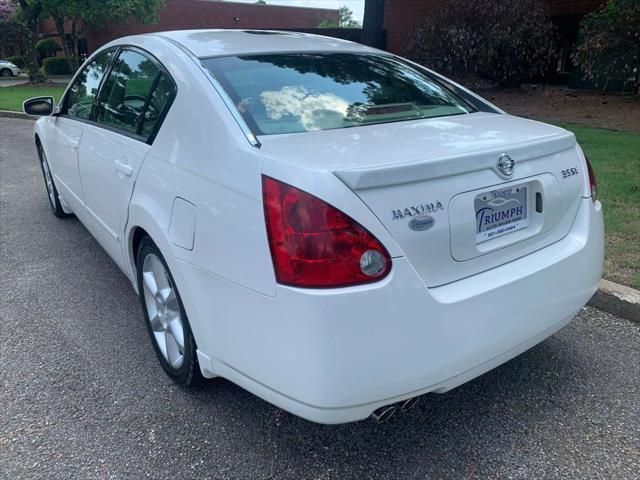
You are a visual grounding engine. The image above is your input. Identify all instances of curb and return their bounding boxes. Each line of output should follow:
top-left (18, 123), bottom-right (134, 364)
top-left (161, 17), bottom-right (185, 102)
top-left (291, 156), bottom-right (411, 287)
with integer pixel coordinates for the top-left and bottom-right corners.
top-left (588, 279), bottom-right (640, 324)
top-left (0, 110), bottom-right (34, 120)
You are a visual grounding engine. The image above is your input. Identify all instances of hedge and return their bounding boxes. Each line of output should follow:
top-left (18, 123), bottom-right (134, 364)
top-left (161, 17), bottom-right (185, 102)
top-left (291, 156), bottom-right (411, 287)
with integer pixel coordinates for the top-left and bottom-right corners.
top-left (43, 57), bottom-right (72, 75)
top-left (6, 55), bottom-right (26, 69)
top-left (36, 38), bottom-right (62, 58)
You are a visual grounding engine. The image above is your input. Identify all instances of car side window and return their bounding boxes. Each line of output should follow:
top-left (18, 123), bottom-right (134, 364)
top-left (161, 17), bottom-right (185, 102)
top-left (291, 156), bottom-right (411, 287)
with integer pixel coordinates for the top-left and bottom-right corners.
top-left (139, 74), bottom-right (174, 139)
top-left (95, 49), bottom-right (168, 138)
top-left (64, 51), bottom-right (114, 120)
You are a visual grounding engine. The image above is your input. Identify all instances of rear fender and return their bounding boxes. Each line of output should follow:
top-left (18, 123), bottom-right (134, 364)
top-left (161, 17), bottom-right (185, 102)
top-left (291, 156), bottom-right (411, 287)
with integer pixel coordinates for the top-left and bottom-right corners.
top-left (125, 199), bottom-right (174, 293)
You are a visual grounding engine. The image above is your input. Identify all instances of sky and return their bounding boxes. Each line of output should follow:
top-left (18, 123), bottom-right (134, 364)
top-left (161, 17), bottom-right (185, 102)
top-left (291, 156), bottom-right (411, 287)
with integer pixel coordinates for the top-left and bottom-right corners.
top-left (229, 0), bottom-right (366, 22)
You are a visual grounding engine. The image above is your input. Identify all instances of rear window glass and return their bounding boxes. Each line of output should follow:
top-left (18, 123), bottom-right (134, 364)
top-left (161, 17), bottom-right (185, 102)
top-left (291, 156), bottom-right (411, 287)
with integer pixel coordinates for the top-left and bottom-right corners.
top-left (202, 53), bottom-right (473, 136)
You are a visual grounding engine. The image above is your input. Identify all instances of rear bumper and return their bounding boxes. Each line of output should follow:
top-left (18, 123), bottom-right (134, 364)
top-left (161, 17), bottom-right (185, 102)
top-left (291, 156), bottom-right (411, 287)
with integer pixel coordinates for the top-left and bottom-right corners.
top-left (167, 198), bottom-right (603, 424)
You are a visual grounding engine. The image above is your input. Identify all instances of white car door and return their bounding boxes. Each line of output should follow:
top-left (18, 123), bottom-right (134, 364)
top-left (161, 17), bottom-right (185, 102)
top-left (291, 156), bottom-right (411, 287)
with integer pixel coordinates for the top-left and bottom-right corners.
top-left (45, 50), bottom-right (115, 211)
top-left (77, 48), bottom-right (176, 272)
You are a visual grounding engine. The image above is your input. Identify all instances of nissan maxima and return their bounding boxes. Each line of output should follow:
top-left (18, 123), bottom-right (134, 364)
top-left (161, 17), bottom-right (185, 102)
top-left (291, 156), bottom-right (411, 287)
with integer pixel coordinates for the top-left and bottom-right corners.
top-left (23, 30), bottom-right (603, 424)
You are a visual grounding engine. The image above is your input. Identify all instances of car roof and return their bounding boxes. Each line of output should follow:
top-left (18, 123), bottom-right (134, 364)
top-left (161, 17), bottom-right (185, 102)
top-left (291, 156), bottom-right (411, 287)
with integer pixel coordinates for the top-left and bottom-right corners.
top-left (149, 29), bottom-right (378, 58)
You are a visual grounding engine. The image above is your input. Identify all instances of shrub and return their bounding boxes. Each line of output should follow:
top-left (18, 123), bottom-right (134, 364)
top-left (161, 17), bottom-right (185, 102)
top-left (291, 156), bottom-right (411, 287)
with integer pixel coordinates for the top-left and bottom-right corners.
top-left (572, 0), bottom-right (640, 93)
top-left (407, 0), bottom-right (556, 86)
top-left (36, 38), bottom-right (62, 58)
top-left (6, 55), bottom-right (26, 69)
top-left (43, 57), bottom-right (72, 75)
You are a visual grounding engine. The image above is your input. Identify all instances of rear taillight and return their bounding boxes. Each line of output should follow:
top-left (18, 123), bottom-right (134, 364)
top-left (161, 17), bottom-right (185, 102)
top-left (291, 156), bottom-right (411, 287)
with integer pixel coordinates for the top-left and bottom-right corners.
top-left (262, 176), bottom-right (391, 288)
top-left (585, 156), bottom-right (597, 202)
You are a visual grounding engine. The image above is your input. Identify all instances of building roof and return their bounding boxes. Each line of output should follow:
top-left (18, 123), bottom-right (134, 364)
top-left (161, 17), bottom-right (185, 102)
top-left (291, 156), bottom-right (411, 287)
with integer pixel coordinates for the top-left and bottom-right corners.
top-left (152, 29), bottom-right (375, 58)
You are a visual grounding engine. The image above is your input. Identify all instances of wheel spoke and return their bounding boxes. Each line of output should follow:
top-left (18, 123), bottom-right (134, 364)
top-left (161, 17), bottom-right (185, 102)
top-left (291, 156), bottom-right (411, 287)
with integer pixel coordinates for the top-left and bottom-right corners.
top-left (152, 258), bottom-right (170, 291)
top-left (142, 271), bottom-right (159, 296)
top-left (164, 290), bottom-right (179, 311)
top-left (155, 331), bottom-right (168, 359)
top-left (168, 316), bottom-right (184, 351)
top-left (165, 331), bottom-right (183, 368)
top-left (159, 287), bottom-right (172, 303)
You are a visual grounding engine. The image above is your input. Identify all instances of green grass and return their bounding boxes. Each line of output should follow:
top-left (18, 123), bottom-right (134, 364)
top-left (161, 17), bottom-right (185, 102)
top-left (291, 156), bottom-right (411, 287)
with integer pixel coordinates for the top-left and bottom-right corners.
top-left (0, 84), bottom-right (67, 112)
top-left (555, 123), bottom-right (640, 288)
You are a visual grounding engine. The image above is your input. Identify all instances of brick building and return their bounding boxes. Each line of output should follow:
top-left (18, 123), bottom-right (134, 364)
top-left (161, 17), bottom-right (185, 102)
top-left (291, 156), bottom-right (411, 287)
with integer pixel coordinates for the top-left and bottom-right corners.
top-left (38, 0), bottom-right (339, 56)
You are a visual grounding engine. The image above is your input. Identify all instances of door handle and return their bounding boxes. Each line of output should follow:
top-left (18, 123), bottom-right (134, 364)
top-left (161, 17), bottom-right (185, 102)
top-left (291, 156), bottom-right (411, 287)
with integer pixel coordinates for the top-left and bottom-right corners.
top-left (69, 139), bottom-right (79, 150)
top-left (114, 159), bottom-right (133, 177)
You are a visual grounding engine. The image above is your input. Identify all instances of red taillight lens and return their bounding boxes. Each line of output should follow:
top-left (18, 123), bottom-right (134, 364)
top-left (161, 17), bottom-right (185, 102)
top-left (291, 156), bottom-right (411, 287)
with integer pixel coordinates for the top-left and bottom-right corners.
top-left (262, 176), bottom-right (391, 288)
top-left (585, 156), bottom-right (597, 202)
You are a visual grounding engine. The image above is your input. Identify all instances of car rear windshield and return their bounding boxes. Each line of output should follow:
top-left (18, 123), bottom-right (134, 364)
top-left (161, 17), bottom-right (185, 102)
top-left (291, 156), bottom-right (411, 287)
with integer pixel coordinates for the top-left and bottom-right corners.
top-left (201, 53), bottom-right (474, 136)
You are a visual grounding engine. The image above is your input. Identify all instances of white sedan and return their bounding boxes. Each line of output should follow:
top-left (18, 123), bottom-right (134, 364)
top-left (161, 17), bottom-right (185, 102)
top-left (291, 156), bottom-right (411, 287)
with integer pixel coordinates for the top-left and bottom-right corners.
top-left (0, 59), bottom-right (21, 77)
top-left (23, 30), bottom-right (603, 424)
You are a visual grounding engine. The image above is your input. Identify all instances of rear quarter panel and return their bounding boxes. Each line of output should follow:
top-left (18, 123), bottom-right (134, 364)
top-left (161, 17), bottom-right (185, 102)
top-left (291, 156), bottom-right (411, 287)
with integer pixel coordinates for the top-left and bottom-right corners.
top-left (124, 35), bottom-right (276, 297)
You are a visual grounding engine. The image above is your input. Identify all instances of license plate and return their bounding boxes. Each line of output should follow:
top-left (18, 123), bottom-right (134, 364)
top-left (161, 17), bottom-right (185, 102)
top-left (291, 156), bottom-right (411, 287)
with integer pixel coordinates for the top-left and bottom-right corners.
top-left (475, 184), bottom-right (529, 243)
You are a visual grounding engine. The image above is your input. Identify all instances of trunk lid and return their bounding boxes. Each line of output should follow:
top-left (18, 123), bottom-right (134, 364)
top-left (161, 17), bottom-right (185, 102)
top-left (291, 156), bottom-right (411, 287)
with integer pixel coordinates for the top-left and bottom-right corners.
top-left (258, 112), bottom-right (586, 287)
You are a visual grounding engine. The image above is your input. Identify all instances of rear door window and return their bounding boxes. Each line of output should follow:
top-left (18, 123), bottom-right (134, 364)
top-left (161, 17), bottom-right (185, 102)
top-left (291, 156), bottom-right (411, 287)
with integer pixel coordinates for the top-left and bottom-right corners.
top-left (95, 49), bottom-right (175, 141)
top-left (139, 74), bottom-right (174, 139)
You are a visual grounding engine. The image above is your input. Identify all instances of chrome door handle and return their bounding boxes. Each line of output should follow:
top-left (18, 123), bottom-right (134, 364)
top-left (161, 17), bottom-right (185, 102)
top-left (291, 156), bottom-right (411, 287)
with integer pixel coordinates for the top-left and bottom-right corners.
top-left (114, 159), bottom-right (133, 177)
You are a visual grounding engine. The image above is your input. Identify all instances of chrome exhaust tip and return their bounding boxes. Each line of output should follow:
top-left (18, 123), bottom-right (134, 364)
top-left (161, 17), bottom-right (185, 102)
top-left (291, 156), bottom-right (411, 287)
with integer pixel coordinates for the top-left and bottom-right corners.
top-left (399, 396), bottom-right (420, 412)
top-left (371, 404), bottom-right (398, 423)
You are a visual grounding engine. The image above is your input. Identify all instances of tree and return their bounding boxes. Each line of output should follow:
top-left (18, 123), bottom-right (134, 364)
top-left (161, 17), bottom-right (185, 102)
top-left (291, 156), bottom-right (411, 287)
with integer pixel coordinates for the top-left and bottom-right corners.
top-left (318, 6), bottom-right (360, 28)
top-left (254, 0), bottom-right (266, 4)
top-left (14, 0), bottom-right (46, 83)
top-left (0, 0), bottom-right (13, 21)
top-left (362, 0), bottom-right (385, 49)
top-left (407, 0), bottom-right (556, 86)
top-left (572, 0), bottom-right (640, 93)
top-left (43, 0), bottom-right (165, 71)
top-left (36, 37), bottom-right (61, 57)
top-left (0, 0), bottom-right (26, 58)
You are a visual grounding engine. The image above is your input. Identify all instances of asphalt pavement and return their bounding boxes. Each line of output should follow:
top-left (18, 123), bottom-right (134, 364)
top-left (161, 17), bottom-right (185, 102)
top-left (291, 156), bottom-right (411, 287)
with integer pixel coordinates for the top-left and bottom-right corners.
top-left (1, 117), bottom-right (639, 479)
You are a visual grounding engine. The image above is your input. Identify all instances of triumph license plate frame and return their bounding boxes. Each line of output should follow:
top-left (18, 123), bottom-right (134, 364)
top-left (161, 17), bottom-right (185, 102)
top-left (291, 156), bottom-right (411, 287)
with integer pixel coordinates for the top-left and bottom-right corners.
top-left (475, 184), bottom-right (529, 243)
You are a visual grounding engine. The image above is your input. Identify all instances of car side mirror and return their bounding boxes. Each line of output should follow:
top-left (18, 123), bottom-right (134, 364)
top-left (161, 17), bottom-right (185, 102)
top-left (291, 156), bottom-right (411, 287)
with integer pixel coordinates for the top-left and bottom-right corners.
top-left (23, 96), bottom-right (56, 116)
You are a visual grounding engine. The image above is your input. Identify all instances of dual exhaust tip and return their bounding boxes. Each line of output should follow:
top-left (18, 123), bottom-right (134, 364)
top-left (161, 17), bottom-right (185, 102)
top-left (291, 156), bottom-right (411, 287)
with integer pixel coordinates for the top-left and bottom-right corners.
top-left (370, 396), bottom-right (420, 423)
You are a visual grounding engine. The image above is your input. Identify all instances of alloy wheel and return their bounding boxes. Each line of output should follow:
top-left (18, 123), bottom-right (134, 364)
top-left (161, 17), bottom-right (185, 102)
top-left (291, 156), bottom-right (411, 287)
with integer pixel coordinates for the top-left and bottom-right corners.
top-left (141, 253), bottom-right (185, 369)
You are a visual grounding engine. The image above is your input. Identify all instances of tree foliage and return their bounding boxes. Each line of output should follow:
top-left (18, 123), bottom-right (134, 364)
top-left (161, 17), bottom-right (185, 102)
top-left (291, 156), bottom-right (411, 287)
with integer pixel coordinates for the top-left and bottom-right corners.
top-left (8, 0), bottom-right (165, 82)
top-left (43, 0), bottom-right (165, 70)
top-left (0, 0), bottom-right (26, 58)
top-left (407, 0), bottom-right (556, 86)
top-left (318, 6), bottom-right (360, 29)
top-left (572, 0), bottom-right (640, 93)
top-left (36, 37), bottom-right (61, 57)
top-left (13, 0), bottom-right (46, 82)
top-left (0, 0), bottom-right (14, 21)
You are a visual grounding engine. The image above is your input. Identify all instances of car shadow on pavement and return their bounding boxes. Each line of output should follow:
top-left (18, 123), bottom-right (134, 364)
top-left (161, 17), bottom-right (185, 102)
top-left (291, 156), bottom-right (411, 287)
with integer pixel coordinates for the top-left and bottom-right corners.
top-left (179, 334), bottom-right (591, 477)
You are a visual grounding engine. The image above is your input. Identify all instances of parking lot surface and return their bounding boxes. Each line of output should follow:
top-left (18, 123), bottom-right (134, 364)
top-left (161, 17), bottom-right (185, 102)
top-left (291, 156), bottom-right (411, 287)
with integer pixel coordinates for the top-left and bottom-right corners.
top-left (1, 117), bottom-right (639, 479)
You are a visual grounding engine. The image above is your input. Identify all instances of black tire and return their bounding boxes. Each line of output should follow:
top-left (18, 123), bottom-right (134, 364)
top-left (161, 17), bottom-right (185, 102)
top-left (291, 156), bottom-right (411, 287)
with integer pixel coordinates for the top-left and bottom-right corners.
top-left (0, 68), bottom-right (12, 77)
top-left (37, 142), bottom-right (70, 218)
top-left (136, 237), bottom-right (203, 386)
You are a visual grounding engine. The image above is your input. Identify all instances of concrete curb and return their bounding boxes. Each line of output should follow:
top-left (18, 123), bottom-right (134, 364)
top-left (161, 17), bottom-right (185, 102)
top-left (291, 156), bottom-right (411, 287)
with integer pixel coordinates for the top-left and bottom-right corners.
top-left (0, 110), bottom-right (34, 120)
top-left (588, 279), bottom-right (640, 324)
